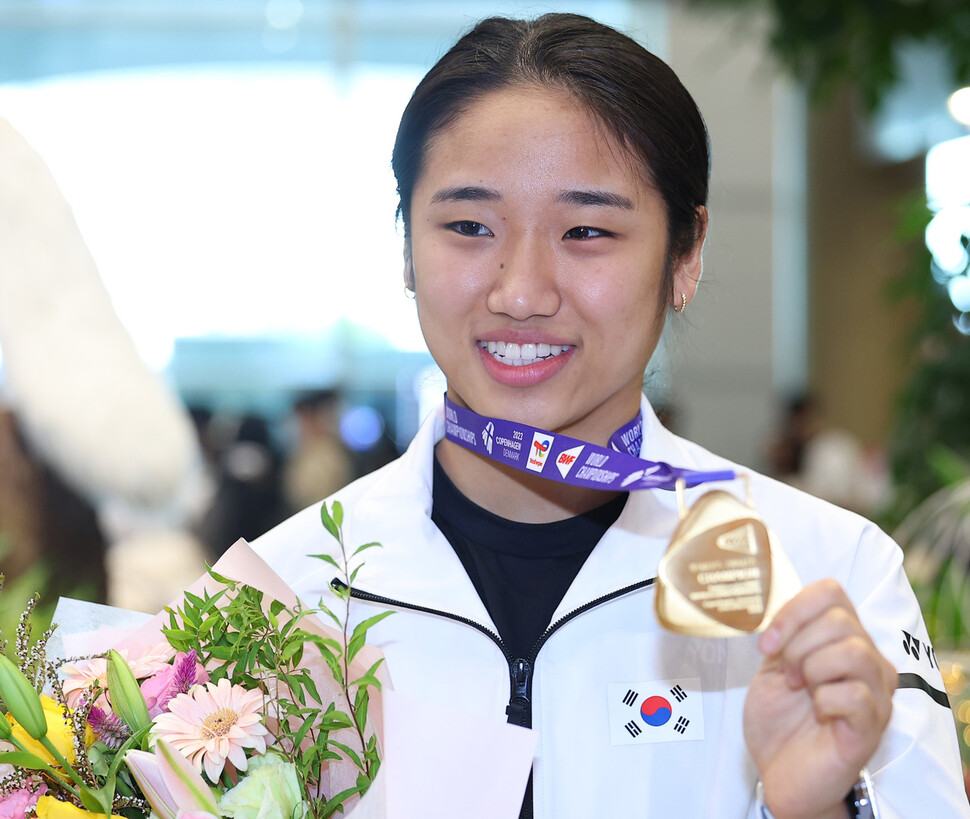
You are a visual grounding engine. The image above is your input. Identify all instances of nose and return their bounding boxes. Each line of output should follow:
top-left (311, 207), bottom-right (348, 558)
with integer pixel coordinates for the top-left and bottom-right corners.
top-left (486, 235), bottom-right (561, 320)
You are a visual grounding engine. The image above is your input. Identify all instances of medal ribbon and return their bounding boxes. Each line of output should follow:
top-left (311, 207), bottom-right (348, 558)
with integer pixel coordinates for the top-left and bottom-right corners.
top-left (443, 395), bottom-right (735, 492)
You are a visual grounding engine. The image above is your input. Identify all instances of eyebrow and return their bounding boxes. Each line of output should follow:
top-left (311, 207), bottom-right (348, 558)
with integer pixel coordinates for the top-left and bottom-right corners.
top-left (430, 186), bottom-right (501, 204)
top-left (559, 189), bottom-right (635, 210)
top-left (428, 185), bottom-right (635, 210)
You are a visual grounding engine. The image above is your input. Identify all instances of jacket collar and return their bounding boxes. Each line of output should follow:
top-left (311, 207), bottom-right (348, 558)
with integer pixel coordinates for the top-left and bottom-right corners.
top-left (351, 397), bottom-right (723, 633)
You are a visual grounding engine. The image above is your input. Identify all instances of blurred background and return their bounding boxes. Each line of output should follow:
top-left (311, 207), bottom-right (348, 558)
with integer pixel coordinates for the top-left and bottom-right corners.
top-left (0, 0), bottom-right (969, 774)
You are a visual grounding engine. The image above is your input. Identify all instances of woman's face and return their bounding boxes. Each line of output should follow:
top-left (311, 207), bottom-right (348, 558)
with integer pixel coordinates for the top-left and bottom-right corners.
top-left (408, 85), bottom-right (702, 444)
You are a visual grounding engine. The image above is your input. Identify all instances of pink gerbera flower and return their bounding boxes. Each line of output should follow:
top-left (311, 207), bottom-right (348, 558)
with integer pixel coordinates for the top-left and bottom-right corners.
top-left (60, 658), bottom-right (109, 710)
top-left (151, 678), bottom-right (269, 782)
top-left (125, 642), bottom-right (177, 678)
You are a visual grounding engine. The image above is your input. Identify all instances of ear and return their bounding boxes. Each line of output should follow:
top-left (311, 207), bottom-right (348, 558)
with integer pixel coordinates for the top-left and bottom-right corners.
top-left (671, 206), bottom-right (708, 309)
top-left (403, 240), bottom-right (415, 291)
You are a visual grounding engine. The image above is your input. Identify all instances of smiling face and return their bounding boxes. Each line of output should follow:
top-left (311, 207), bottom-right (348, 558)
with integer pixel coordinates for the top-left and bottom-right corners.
top-left (408, 85), bottom-right (703, 446)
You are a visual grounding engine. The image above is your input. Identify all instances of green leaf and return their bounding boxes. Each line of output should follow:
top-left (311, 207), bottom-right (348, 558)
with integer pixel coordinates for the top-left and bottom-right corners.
top-left (183, 590), bottom-right (206, 610)
top-left (306, 635), bottom-right (344, 654)
top-left (329, 739), bottom-right (364, 770)
top-left (309, 553), bottom-right (341, 571)
top-left (79, 785), bottom-right (111, 815)
top-left (332, 500), bottom-right (344, 528)
top-left (206, 566), bottom-right (238, 585)
top-left (347, 611), bottom-right (392, 663)
top-left (351, 542), bottom-right (382, 557)
top-left (320, 504), bottom-right (340, 540)
top-left (207, 645), bottom-right (237, 661)
top-left (291, 713), bottom-right (317, 749)
top-left (281, 641), bottom-right (304, 665)
top-left (317, 712), bottom-right (355, 731)
top-left (349, 673), bottom-right (381, 691)
top-left (354, 689), bottom-right (369, 733)
top-left (347, 634), bottom-right (367, 664)
top-left (350, 610), bottom-right (393, 641)
top-left (0, 750), bottom-right (58, 775)
top-left (317, 604), bottom-right (343, 628)
top-left (302, 673), bottom-right (321, 704)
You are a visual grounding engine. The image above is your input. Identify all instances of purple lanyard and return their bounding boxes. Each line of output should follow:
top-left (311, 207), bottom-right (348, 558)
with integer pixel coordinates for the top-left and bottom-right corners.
top-left (443, 396), bottom-right (735, 492)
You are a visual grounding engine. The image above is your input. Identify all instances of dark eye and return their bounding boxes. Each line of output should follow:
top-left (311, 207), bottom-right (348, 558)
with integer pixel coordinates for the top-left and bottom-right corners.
top-left (448, 221), bottom-right (493, 237)
top-left (563, 226), bottom-right (612, 240)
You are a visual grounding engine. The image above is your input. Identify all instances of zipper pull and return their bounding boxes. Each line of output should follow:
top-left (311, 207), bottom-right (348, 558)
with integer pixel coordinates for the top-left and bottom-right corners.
top-left (505, 657), bottom-right (532, 728)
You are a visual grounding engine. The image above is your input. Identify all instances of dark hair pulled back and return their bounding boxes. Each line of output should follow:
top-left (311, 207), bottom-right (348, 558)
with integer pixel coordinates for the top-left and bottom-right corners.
top-left (392, 13), bottom-right (710, 294)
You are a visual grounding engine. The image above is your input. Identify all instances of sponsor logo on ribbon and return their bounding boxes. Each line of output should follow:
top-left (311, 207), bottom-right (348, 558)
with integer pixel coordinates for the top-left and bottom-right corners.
top-left (482, 421), bottom-right (495, 455)
top-left (527, 432), bottom-right (555, 473)
top-left (555, 445), bottom-right (584, 478)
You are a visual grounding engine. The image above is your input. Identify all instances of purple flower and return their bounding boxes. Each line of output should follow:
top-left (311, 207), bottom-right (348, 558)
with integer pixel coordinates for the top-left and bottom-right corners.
top-left (140, 651), bottom-right (208, 718)
top-left (88, 706), bottom-right (131, 750)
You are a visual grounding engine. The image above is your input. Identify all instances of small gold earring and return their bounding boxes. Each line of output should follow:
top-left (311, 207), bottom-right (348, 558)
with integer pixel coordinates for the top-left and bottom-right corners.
top-left (673, 292), bottom-right (687, 313)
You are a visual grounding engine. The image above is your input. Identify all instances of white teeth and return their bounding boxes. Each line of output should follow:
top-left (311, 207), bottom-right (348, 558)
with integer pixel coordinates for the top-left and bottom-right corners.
top-left (479, 340), bottom-right (571, 366)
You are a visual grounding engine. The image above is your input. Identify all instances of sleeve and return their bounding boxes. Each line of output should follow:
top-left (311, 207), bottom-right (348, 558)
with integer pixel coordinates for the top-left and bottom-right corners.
top-left (850, 524), bottom-right (970, 818)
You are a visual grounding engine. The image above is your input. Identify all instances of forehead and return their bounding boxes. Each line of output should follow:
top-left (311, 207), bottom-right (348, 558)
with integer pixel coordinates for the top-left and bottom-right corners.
top-left (419, 84), bottom-right (651, 196)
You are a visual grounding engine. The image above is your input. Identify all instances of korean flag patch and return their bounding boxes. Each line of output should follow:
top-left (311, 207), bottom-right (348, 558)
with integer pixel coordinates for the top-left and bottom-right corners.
top-left (607, 677), bottom-right (705, 746)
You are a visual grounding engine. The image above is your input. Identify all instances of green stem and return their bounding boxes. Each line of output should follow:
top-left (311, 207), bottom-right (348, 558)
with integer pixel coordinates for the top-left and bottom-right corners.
top-left (6, 735), bottom-right (82, 799)
top-left (38, 736), bottom-right (107, 811)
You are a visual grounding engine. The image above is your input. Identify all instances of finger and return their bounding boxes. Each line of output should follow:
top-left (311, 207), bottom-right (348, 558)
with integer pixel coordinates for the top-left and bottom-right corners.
top-left (813, 678), bottom-right (893, 744)
top-left (759, 578), bottom-right (853, 657)
top-left (776, 605), bottom-right (861, 689)
top-left (801, 639), bottom-right (895, 725)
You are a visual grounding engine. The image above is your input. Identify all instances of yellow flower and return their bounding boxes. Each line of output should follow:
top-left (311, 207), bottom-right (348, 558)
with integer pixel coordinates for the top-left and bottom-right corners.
top-left (34, 795), bottom-right (125, 819)
top-left (7, 696), bottom-right (93, 766)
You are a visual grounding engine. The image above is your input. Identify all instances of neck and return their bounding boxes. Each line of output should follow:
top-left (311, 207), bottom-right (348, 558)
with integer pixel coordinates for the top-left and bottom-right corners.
top-left (434, 437), bottom-right (622, 524)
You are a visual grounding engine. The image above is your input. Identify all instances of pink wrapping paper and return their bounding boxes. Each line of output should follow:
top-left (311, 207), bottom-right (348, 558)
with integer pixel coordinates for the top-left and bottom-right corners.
top-left (113, 538), bottom-right (389, 810)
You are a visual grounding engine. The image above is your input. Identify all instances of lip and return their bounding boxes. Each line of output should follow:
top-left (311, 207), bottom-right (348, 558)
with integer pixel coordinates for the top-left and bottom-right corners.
top-left (478, 342), bottom-right (574, 387)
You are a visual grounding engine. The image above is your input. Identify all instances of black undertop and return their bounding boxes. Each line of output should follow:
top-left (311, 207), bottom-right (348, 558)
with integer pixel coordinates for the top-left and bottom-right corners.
top-left (431, 457), bottom-right (627, 819)
top-left (431, 455), bottom-right (628, 661)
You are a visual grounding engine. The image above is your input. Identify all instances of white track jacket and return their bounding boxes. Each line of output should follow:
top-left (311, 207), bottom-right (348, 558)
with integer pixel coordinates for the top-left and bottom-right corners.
top-left (254, 400), bottom-right (969, 818)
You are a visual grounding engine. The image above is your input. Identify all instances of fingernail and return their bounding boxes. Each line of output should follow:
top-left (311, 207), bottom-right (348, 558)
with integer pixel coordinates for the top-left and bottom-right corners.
top-left (760, 626), bottom-right (780, 654)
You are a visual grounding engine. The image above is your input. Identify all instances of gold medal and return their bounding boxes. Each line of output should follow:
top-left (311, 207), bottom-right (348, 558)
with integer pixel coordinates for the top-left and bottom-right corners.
top-left (655, 477), bottom-right (798, 637)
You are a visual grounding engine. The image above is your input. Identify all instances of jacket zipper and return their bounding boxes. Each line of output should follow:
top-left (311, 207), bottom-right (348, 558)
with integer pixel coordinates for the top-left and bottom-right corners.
top-left (330, 575), bottom-right (657, 728)
top-left (332, 576), bottom-right (656, 819)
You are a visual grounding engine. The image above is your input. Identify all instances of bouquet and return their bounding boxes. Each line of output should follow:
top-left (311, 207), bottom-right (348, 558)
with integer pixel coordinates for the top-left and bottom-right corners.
top-left (0, 501), bottom-right (389, 819)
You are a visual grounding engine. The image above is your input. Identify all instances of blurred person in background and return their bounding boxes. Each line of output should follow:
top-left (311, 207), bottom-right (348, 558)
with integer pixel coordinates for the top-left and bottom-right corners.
top-left (768, 393), bottom-right (890, 516)
top-left (282, 389), bottom-right (353, 514)
top-left (1, 115), bottom-right (207, 614)
top-left (0, 404), bottom-right (108, 603)
top-left (195, 413), bottom-right (288, 558)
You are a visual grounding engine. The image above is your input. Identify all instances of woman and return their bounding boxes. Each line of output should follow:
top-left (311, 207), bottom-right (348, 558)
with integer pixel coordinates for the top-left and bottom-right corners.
top-left (255, 14), bottom-right (967, 818)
